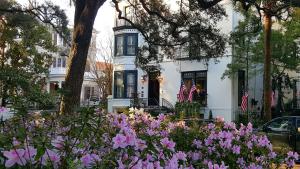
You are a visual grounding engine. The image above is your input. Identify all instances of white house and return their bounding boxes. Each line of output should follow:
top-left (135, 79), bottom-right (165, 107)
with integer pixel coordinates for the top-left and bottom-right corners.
top-left (46, 29), bottom-right (101, 105)
top-left (107, 1), bottom-right (265, 121)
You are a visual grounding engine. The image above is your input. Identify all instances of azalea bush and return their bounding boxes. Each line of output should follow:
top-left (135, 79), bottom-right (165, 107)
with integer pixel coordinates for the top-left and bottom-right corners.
top-left (0, 106), bottom-right (298, 168)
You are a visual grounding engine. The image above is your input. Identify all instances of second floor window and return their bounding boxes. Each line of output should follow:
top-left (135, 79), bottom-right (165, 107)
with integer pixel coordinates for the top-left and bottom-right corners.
top-left (115, 33), bottom-right (138, 56)
top-left (57, 58), bottom-right (62, 67)
top-left (127, 35), bottom-right (136, 55)
top-left (62, 57), bottom-right (66, 67)
top-left (52, 58), bottom-right (56, 68)
top-left (116, 36), bottom-right (124, 56)
top-left (52, 57), bottom-right (67, 68)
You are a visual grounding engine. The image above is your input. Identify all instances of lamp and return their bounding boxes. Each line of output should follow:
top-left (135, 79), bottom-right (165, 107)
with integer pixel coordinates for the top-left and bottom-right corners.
top-left (157, 75), bottom-right (163, 83)
top-left (140, 75), bottom-right (147, 83)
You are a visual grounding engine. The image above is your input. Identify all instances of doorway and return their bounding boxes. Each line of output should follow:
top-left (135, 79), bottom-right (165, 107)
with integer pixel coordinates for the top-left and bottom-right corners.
top-left (148, 71), bottom-right (160, 106)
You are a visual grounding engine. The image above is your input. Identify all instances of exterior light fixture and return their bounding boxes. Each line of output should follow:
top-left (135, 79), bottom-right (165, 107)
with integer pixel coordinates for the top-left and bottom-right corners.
top-left (140, 75), bottom-right (147, 83)
top-left (157, 75), bottom-right (163, 83)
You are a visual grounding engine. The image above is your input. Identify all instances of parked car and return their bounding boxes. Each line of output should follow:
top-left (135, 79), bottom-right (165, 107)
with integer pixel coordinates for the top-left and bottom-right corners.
top-left (87, 96), bottom-right (100, 106)
top-left (257, 116), bottom-right (300, 153)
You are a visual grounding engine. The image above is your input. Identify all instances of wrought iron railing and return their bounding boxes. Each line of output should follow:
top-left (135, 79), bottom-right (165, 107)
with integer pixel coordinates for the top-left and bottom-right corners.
top-left (162, 98), bottom-right (174, 111)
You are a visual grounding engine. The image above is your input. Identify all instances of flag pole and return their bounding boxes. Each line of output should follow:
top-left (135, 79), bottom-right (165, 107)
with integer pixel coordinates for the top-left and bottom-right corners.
top-left (246, 36), bottom-right (250, 121)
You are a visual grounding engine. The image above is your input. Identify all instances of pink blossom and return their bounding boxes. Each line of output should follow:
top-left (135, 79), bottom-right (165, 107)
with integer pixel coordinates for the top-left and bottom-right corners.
top-left (232, 145), bottom-right (241, 155)
top-left (157, 114), bottom-right (166, 121)
top-left (3, 149), bottom-right (26, 168)
top-left (176, 151), bottom-right (187, 161)
top-left (150, 120), bottom-right (161, 129)
top-left (193, 139), bottom-right (202, 148)
top-left (24, 146), bottom-right (37, 163)
top-left (117, 159), bottom-right (126, 169)
top-left (81, 153), bottom-right (101, 168)
top-left (41, 149), bottom-right (60, 166)
top-left (0, 107), bottom-right (8, 114)
top-left (51, 136), bottom-right (65, 149)
top-left (165, 155), bottom-right (179, 169)
top-left (124, 133), bottom-right (136, 146)
top-left (135, 139), bottom-right (147, 150)
top-left (112, 134), bottom-right (127, 149)
top-left (160, 137), bottom-right (176, 151)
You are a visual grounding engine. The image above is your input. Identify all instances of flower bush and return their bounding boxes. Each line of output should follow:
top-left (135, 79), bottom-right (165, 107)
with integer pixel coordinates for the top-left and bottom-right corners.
top-left (0, 106), bottom-right (298, 168)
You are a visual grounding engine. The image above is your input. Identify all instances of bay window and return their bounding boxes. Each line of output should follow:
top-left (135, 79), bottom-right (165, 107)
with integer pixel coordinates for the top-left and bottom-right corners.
top-left (116, 36), bottom-right (124, 56)
top-left (115, 33), bottom-right (138, 56)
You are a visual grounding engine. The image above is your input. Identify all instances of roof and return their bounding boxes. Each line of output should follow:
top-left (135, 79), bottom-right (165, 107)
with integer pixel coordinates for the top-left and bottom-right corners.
top-left (96, 61), bottom-right (113, 71)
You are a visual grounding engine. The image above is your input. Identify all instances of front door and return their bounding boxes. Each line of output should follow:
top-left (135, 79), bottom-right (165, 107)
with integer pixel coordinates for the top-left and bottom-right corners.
top-left (148, 72), bottom-right (160, 106)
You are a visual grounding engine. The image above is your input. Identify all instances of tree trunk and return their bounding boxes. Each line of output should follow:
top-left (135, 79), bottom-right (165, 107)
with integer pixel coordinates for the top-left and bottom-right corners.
top-left (263, 13), bottom-right (272, 121)
top-left (60, 0), bottom-right (106, 114)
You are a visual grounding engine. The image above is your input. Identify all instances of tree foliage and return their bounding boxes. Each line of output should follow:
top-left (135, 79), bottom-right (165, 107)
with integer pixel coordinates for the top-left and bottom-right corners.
top-left (112, 0), bottom-right (227, 68)
top-left (224, 8), bottom-right (300, 116)
top-left (0, 1), bottom-right (58, 110)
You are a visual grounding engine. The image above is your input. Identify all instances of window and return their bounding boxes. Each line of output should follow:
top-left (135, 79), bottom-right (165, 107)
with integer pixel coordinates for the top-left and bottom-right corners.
top-left (57, 58), bottom-right (62, 67)
top-left (114, 70), bottom-right (137, 98)
top-left (115, 33), bottom-right (138, 56)
top-left (238, 70), bottom-right (245, 106)
top-left (116, 36), bottom-right (124, 56)
top-left (84, 87), bottom-right (95, 100)
top-left (53, 32), bottom-right (57, 46)
top-left (62, 57), bottom-right (66, 67)
top-left (127, 35), bottom-right (136, 55)
top-left (267, 118), bottom-right (291, 132)
top-left (84, 87), bottom-right (91, 100)
top-left (126, 72), bottom-right (136, 98)
top-left (181, 71), bottom-right (207, 105)
top-left (52, 58), bottom-right (56, 68)
top-left (114, 71), bottom-right (125, 98)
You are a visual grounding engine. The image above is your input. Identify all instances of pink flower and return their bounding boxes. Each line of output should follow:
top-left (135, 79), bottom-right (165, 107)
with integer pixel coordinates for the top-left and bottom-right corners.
top-left (160, 137), bottom-right (175, 151)
top-left (0, 107), bottom-right (8, 114)
top-left (157, 114), bottom-right (166, 121)
top-left (232, 145), bottom-right (241, 155)
top-left (51, 136), bottom-right (65, 149)
top-left (117, 159), bottom-right (126, 169)
top-left (3, 149), bottom-right (26, 168)
top-left (24, 146), bottom-right (37, 163)
top-left (41, 149), bottom-right (60, 166)
top-left (124, 133), bottom-right (136, 146)
top-left (176, 151), bottom-right (187, 161)
top-left (81, 153), bottom-right (101, 168)
top-left (135, 139), bottom-right (147, 150)
top-left (165, 155), bottom-right (179, 169)
top-left (112, 134), bottom-right (127, 149)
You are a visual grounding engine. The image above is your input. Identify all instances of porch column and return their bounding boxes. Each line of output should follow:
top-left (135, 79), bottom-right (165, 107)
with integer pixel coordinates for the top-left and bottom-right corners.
top-left (46, 81), bottom-right (50, 93)
top-left (58, 81), bottom-right (62, 88)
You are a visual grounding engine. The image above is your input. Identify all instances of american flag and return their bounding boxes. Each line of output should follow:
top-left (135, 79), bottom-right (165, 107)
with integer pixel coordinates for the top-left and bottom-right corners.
top-left (271, 91), bottom-right (276, 107)
top-left (241, 92), bottom-right (248, 112)
top-left (178, 80), bottom-right (186, 102)
top-left (188, 80), bottom-right (197, 102)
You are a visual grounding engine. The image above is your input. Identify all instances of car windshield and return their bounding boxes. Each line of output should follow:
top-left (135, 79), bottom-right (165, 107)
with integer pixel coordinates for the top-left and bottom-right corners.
top-left (267, 118), bottom-right (290, 132)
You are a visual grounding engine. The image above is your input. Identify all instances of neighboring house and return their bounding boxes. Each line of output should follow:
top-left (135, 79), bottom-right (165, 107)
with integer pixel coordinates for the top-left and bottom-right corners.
top-left (107, 0), bottom-right (266, 122)
top-left (45, 29), bottom-right (102, 105)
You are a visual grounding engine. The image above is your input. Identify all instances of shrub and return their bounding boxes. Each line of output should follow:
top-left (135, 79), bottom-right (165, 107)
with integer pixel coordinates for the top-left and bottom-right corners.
top-left (0, 107), bottom-right (298, 168)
